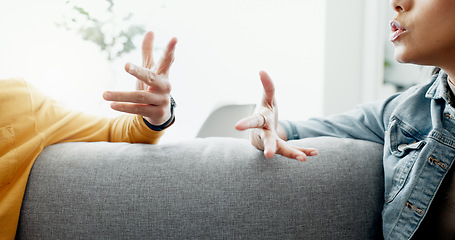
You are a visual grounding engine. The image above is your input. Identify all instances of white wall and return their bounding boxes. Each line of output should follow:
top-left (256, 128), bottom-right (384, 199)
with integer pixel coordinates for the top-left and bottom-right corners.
top-left (141, 0), bottom-right (327, 142)
top-left (0, 0), bottom-right (326, 143)
top-left (1, 0), bottom-right (397, 142)
top-left (322, 0), bottom-right (389, 117)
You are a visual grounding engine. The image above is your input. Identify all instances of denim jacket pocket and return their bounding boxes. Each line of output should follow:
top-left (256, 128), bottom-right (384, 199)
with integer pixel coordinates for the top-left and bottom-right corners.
top-left (0, 127), bottom-right (18, 187)
top-left (384, 119), bottom-right (425, 203)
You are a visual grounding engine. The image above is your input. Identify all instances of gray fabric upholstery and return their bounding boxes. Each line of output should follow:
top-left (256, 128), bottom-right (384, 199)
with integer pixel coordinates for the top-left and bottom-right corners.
top-left (17, 137), bottom-right (384, 239)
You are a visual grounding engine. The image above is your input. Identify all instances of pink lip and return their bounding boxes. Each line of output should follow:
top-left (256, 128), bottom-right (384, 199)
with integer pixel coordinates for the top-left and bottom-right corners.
top-left (389, 20), bottom-right (407, 42)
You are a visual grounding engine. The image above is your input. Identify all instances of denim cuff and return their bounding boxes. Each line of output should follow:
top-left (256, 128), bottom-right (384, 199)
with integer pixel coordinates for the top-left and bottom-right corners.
top-left (280, 120), bottom-right (300, 140)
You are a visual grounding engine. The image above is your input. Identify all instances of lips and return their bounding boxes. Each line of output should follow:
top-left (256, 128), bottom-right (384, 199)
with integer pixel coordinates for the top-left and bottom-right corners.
top-left (390, 20), bottom-right (407, 42)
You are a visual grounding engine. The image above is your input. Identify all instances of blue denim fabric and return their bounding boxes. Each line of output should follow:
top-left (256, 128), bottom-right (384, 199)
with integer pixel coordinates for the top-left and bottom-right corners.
top-left (281, 71), bottom-right (455, 239)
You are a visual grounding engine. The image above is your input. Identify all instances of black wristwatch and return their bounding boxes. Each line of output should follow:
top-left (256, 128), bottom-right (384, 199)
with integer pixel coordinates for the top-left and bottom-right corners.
top-left (144, 96), bottom-right (176, 131)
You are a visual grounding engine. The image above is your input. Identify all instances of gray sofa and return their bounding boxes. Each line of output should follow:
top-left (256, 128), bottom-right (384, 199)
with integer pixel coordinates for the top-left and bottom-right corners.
top-left (16, 137), bottom-right (384, 239)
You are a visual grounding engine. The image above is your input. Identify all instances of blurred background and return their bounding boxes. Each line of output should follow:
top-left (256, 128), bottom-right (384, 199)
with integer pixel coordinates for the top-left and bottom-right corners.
top-left (0, 0), bottom-right (432, 143)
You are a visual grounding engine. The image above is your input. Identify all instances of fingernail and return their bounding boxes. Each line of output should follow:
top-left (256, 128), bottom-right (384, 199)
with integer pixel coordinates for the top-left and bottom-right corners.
top-left (103, 91), bottom-right (111, 100)
top-left (128, 64), bottom-right (136, 73)
top-left (297, 156), bottom-right (306, 162)
top-left (110, 102), bottom-right (119, 109)
top-left (310, 150), bottom-right (318, 156)
top-left (264, 151), bottom-right (274, 159)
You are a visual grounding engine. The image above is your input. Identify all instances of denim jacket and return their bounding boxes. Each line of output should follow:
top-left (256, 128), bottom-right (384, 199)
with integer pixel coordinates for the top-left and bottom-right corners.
top-left (281, 71), bottom-right (455, 239)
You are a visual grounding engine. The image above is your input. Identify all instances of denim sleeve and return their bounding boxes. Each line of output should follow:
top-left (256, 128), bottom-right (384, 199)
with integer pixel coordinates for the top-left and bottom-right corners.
top-left (281, 93), bottom-right (402, 144)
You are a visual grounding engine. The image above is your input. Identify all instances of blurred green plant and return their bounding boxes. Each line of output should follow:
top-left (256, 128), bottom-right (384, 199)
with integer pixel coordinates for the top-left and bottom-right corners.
top-left (56, 0), bottom-right (145, 61)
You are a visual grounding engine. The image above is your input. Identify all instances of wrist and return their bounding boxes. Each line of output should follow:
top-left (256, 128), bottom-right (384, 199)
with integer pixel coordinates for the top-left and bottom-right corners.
top-left (277, 124), bottom-right (288, 141)
top-left (143, 96), bottom-right (176, 131)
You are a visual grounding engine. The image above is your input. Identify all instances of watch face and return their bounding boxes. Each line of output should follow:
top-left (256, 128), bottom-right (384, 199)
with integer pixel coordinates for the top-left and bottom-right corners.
top-left (170, 95), bottom-right (176, 108)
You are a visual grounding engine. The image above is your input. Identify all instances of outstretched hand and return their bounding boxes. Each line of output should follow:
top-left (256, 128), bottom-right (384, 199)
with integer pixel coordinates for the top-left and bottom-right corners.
top-left (103, 31), bottom-right (177, 126)
top-left (235, 71), bottom-right (318, 161)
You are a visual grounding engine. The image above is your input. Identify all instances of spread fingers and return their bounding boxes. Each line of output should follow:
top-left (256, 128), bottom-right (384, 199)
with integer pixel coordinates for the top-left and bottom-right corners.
top-left (125, 63), bottom-right (171, 93)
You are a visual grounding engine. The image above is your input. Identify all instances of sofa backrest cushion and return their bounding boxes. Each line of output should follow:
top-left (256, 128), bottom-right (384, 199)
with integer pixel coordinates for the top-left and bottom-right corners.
top-left (17, 137), bottom-right (384, 239)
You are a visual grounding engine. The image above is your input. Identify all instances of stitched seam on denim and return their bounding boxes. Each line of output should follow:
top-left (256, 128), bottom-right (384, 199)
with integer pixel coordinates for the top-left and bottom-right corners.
top-left (289, 121), bottom-right (300, 140)
top-left (429, 131), bottom-right (455, 149)
top-left (390, 116), bottom-right (425, 141)
top-left (385, 150), bottom-right (420, 204)
top-left (426, 71), bottom-right (445, 99)
top-left (387, 151), bottom-right (439, 240)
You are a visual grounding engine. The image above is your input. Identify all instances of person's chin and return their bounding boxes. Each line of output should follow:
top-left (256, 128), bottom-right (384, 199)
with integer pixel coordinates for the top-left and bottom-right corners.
top-left (394, 54), bottom-right (407, 64)
top-left (394, 52), bottom-right (431, 67)
top-left (393, 48), bottom-right (413, 64)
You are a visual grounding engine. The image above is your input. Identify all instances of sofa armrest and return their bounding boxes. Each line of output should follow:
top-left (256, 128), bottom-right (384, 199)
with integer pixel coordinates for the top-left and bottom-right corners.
top-left (17, 137), bottom-right (384, 239)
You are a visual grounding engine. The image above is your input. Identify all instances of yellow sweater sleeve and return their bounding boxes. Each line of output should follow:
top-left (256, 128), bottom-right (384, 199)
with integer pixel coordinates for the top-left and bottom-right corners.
top-left (0, 79), bottom-right (166, 240)
top-left (28, 82), bottom-right (164, 145)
